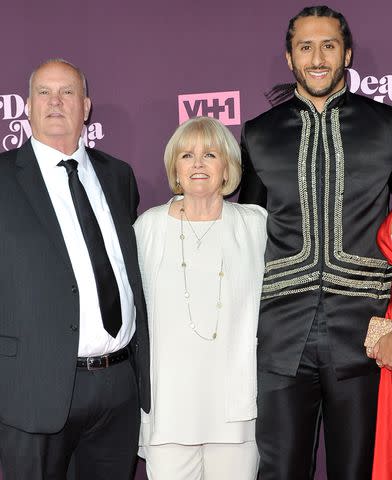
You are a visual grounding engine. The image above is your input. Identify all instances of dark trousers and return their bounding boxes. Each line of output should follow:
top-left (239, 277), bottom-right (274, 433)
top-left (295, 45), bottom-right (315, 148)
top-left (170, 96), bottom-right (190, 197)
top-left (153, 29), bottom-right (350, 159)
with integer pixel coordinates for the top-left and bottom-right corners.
top-left (0, 360), bottom-right (140, 480)
top-left (257, 316), bottom-right (380, 480)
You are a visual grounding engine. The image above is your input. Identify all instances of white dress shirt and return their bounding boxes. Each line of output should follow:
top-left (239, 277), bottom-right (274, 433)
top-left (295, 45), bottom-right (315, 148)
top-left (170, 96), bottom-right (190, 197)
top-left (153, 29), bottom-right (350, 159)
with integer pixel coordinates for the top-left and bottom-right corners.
top-left (31, 136), bottom-right (136, 356)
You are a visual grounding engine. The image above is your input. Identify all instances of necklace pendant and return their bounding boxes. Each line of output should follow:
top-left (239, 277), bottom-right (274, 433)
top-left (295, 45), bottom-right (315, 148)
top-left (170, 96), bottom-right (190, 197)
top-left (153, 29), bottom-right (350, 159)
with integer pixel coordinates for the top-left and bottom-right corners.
top-left (196, 239), bottom-right (201, 249)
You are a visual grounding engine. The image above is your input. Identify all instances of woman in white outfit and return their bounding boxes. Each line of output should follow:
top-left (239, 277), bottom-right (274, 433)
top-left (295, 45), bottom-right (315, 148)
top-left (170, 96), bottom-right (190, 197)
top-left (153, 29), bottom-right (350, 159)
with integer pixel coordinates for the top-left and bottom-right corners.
top-left (134, 116), bottom-right (267, 480)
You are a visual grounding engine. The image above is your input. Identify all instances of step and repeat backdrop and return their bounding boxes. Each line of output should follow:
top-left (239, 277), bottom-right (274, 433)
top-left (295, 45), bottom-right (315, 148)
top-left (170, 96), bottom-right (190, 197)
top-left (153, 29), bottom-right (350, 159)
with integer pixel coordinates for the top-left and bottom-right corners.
top-left (0, 0), bottom-right (391, 478)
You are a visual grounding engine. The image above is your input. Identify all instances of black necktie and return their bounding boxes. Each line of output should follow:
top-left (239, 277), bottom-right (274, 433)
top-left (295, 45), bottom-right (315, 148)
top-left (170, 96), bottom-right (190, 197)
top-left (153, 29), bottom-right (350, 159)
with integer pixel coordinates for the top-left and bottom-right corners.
top-left (58, 159), bottom-right (122, 338)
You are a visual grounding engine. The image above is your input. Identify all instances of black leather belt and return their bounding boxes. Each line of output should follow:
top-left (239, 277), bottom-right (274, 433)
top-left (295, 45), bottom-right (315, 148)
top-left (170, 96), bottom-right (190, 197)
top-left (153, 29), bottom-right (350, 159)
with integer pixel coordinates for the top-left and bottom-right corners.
top-left (77, 346), bottom-right (129, 370)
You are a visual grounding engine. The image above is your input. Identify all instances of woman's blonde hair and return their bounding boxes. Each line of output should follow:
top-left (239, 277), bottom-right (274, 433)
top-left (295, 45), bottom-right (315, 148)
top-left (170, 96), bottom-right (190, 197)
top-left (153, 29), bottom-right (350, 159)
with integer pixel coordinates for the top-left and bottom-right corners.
top-left (164, 116), bottom-right (242, 196)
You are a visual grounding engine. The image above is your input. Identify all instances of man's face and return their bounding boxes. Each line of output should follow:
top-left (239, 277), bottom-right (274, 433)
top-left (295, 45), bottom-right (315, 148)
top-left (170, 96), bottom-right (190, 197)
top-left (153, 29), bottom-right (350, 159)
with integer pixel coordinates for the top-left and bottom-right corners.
top-left (27, 62), bottom-right (91, 154)
top-left (286, 16), bottom-right (352, 104)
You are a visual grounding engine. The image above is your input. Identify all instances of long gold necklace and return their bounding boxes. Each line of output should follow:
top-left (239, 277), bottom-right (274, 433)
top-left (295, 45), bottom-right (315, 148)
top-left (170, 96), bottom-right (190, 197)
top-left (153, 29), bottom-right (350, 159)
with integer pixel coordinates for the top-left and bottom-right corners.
top-left (180, 207), bottom-right (224, 341)
top-left (182, 208), bottom-right (220, 249)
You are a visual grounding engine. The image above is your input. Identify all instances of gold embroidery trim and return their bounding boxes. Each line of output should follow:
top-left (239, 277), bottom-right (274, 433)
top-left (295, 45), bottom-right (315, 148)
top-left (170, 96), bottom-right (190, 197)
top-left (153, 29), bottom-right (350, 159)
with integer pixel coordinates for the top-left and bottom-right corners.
top-left (322, 272), bottom-right (391, 291)
top-left (322, 287), bottom-right (390, 300)
top-left (262, 285), bottom-right (320, 300)
top-left (265, 111), bottom-right (313, 274)
top-left (263, 272), bottom-right (319, 293)
top-left (330, 109), bottom-right (387, 269)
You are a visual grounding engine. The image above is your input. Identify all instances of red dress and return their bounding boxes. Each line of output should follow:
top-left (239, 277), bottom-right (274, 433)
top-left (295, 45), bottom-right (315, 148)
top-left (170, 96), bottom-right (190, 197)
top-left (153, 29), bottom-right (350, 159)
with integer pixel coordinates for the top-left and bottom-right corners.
top-left (373, 213), bottom-right (392, 480)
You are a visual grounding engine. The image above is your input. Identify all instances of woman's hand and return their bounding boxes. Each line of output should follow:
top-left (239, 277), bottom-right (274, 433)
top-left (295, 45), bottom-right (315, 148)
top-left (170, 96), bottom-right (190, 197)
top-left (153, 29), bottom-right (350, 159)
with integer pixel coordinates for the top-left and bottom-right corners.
top-left (370, 332), bottom-right (392, 370)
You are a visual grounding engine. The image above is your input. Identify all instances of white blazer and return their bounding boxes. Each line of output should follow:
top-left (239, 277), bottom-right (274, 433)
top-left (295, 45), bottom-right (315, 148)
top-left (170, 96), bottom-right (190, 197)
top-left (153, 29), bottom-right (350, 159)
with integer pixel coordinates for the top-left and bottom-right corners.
top-left (134, 199), bottom-right (267, 443)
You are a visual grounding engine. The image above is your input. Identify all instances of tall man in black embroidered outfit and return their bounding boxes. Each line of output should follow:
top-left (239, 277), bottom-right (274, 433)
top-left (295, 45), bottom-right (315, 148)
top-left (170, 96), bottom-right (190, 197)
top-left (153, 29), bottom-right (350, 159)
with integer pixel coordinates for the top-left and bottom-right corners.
top-left (0, 59), bottom-right (150, 480)
top-left (239, 6), bottom-right (392, 479)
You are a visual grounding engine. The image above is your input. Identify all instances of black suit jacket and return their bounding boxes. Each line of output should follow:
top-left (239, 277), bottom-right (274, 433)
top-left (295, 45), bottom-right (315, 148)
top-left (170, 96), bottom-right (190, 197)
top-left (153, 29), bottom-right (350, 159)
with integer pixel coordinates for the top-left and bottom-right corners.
top-left (239, 89), bottom-right (392, 380)
top-left (0, 139), bottom-right (150, 434)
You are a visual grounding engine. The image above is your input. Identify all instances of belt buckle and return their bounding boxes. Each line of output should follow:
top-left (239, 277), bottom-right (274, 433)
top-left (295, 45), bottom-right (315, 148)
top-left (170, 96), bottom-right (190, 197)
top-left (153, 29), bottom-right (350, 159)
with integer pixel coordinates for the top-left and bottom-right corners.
top-left (87, 355), bottom-right (109, 370)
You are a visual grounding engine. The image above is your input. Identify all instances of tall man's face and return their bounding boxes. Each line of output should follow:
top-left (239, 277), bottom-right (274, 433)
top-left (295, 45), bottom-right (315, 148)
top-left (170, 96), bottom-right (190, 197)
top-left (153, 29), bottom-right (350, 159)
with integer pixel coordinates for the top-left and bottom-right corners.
top-left (27, 62), bottom-right (91, 155)
top-left (286, 16), bottom-right (352, 108)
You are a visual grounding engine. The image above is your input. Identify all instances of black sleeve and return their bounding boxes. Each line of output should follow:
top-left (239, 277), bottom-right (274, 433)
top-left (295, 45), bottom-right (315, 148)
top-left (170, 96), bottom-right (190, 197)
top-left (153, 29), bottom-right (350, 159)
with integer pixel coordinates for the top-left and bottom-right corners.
top-left (238, 124), bottom-right (267, 207)
top-left (128, 165), bottom-right (140, 222)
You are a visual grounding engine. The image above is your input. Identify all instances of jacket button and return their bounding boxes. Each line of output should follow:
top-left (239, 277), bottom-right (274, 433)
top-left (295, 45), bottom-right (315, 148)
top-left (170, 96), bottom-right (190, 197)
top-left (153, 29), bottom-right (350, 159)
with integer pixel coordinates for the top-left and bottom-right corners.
top-left (70, 324), bottom-right (78, 332)
top-left (71, 285), bottom-right (78, 294)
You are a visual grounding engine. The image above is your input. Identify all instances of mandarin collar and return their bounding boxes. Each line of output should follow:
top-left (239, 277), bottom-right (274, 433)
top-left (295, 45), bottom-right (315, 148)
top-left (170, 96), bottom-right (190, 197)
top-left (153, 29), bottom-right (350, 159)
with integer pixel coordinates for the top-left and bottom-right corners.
top-left (293, 85), bottom-right (347, 113)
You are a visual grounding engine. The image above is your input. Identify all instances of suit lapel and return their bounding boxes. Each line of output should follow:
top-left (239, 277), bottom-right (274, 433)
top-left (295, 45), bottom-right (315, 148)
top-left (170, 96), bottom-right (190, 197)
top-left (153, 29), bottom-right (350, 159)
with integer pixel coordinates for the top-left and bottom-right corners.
top-left (88, 151), bottom-right (139, 288)
top-left (15, 140), bottom-right (75, 273)
top-left (15, 141), bottom-right (139, 288)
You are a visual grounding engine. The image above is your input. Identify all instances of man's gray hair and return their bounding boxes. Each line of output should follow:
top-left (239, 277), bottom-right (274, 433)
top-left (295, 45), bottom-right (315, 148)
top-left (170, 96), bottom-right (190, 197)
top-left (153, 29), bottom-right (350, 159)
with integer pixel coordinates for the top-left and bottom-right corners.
top-left (28, 58), bottom-right (88, 96)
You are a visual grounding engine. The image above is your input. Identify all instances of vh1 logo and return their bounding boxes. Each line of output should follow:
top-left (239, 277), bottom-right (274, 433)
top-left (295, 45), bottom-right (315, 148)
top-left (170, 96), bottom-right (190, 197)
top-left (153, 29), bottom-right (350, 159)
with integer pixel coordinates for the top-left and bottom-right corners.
top-left (178, 91), bottom-right (240, 125)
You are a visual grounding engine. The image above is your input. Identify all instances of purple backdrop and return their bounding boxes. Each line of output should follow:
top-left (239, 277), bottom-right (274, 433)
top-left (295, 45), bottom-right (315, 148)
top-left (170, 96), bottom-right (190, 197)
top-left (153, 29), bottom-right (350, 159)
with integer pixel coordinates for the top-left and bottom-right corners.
top-left (0, 1), bottom-right (391, 478)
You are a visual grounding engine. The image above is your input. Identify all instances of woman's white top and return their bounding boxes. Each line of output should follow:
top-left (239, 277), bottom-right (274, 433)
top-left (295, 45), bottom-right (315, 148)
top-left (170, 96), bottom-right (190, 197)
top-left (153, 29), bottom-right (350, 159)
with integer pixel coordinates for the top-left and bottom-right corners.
top-left (134, 199), bottom-right (267, 447)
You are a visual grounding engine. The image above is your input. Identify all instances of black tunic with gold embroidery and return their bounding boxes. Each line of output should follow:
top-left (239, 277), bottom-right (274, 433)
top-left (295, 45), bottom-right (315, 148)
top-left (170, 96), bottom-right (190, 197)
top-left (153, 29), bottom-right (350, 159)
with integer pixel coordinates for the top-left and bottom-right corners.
top-left (239, 87), bottom-right (392, 379)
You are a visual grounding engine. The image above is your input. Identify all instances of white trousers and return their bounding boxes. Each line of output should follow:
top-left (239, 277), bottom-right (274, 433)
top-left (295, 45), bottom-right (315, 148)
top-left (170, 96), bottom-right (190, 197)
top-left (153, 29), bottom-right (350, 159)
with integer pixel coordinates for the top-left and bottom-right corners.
top-left (144, 441), bottom-right (259, 480)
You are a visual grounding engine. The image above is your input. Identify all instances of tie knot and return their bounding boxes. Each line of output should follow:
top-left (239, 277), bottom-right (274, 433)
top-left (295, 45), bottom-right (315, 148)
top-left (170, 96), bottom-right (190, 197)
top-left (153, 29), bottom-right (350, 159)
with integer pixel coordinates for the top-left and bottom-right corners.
top-left (58, 159), bottom-right (78, 175)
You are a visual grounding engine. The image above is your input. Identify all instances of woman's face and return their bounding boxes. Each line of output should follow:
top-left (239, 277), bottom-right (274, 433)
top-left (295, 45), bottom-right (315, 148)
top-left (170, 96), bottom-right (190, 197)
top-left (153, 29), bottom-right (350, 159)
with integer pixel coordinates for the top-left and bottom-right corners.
top-left (175, 139), bottom-right (228, 200)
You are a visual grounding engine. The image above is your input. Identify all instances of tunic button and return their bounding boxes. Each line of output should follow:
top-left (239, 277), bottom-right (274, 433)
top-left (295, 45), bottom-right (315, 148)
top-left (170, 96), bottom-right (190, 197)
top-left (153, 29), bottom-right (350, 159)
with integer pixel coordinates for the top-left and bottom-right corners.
top-left (71, 285), bottom-right (78, 294)
top-left (70, 324), bottom-right (78, 332)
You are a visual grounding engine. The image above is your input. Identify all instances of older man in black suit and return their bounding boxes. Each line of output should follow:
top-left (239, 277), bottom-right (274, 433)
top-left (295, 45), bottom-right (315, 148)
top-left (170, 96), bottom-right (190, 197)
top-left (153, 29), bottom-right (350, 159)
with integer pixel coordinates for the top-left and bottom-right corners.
top-left (0, 59), bottom-right (149, 480)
